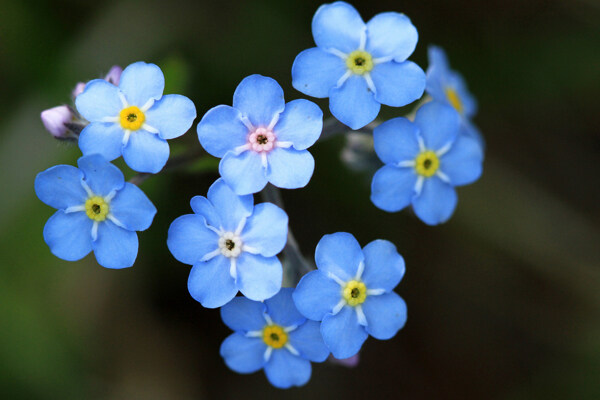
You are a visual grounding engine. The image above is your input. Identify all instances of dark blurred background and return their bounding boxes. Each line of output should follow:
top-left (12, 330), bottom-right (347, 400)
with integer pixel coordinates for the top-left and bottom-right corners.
top-left (1, 0), bottom-right (599, 398)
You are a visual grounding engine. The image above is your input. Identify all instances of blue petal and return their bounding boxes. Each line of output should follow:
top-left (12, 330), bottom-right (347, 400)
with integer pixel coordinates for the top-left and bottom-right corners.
top-left (77, 154), bottom-right (125, 196)
top-left (315, 232), bottom-right (364, 281)
top-left (236, 253), bottom-right (282, 302)
top-left (370, 165), bottom-right (417, 212)
top-left (373, 117), bottom-right (420, 164)
top-left (78, 122), bottom-right (125, 162)
top-left (361, 240), bottom-right (405, 291)
top-left (122, 130), bottom-right (170, 173)
top-left (109, 183), bottom-right (156, 231)
top-left (118, 62), bottom-right (164, 106)
top-left (371, 61), bottom-right (426, 107)
top-left (264, 348), bottom-right (311, 389)
top-left (43, 210), bottom-right (93, 261)
top-left (362, 292), bottom-right (407, 340)
top-left (144, 94), bottom-right (196, 140)
top-left (220, 150), bottom-right (267, 195)
top-left (206, 178), bottom-right (253, 232)
top-left (312, 2), bottom-right (365, 54)
top-left (220, 333), bottom-right (266, 374)
top-left (366, 12), bottom-right (418, 61)
top-left (35, 165), bottom-right (86, 210)
top-left (189, 195), bottom-right (222, 229)
top-left (330, 75), bottom-right (380, 130)
top-left (440, 134), bottom-right (483, 186)
top-left (188, 256), bottom-right (238, 308)
top-left (428, 45), bottom-right (450, 72)
top-left (220, 296), bottom-right (267, 332)
top-left (266, 148), bottom-right (314, 189)
top-left (274, 99), bottom-right (323, 150)
top-left (293, 270), bottom-right (342, 321)
top-left (233, 75), bottom-right (284, 128)
top-left (241, 203), bottom-right (288, 257)
top-left (291, 47), bottom-right (346, 98)
top-left (196, 105), bottom-right (249, 157)
top-left (92, 220), bottom-right (138, 269)
top-left (75, 79), bottom-right (122, 122)
top-left (167, 214), bottom-right (219, 265)
top-left (288, 320), bottom-right (329, 362)
top-left (321, 306), bottom-right (368, 359)
top-left (264, 288), bottom-right (305, 328)
top-left (461, 121), bottom-right (485, 152)
top-left (414, 102), bottom-right (460, 150)
top-left (412, 176), bottom-right (458, 225)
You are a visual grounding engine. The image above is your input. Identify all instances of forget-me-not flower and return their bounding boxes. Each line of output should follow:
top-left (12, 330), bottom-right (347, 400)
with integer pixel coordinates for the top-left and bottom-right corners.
top-left (293, 232), bottom-right (407, 359)
top-left (197, 74), bottom-right (322, 195)
top-left (292, 1), bottom-right (426, 129)
top-left (75, 61), bottom-right (197, 173)
top-left (34, 154), bottom-right (156, 269)
top-left (220, 288), bottom-right (329, 389)
top-left (167, 178), bottom-right (288, 308)
top-left (370, 102), bottom-right (483, 225)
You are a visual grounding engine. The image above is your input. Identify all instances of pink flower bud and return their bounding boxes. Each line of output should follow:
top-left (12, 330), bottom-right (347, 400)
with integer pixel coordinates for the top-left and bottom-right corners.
top-left (41, 105), bottom-right (73, 138)
top-left (105, 65), bottom-right (123, 85)
top-left (72, 82), bottom-right (86, 98)
top-left (329, 353), bottom-right (360, 367)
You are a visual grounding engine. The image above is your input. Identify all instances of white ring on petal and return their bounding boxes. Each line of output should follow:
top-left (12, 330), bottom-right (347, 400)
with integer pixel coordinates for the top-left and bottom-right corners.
top-left (240, 116), bottom-right (255, 131)
top-left (242, 245), bottom-right (260, 254)
top-left (275, 141), bottom-right (293, 149)
top-left (364, 73), bottom-right (376, 93)
top-left (200, 248), bottom-right (221, 262)
top-left (283, 325), bottom-right (298, 333)
top-left (140, 98), bottom-right (155, 112)
top-left (331, 299), bottom-right (346, 315)
top-left (417, 136), bottom-right (426, 152)
top-left (366, 288), bottom-right (385, 296)
top-left (328, 48), bottom-right (349, 59)
top-left (436, 142), bottom-right (453, 157)
top-left (285, 343), bottom-right (300, 356)
top-left (436, 170), bottom-right (450, 183)
top-left (118, 92), bottom-right (129, 108)
top-left (261, 153), bottom-right (268, 168)
top-left (91, 221), bottom-right (99, 241)
top-left (65, 205), bottom-right (86, 214)
top-left (229, 258), bottom-right (237, 280)
top-left (268, 113), bottom-right (280, 130)
top-left (245, 330), bottom-right (263, 338)
top-left (355, 305), bottom-right (368, 326)
top-left (264, 347), bottom-right (273, 362)
top-left (142, 123), bottom-right (159, 134)
top-left (122, 129), bottom-right (132, 145)
top-left (358, 29), bottom-right (367, 50)
top-left (263, 313), bottom-right (274, 325)
top-left (397, 160), bottom-right (416, 168)
top-left (355, 260), bottom-right (365, 280)
top-left (415, 176), bottom-right (425, 195)
top-left (337, 70), bottom-right (352, 88)
top-left (327, 272), bottom-right (346, 287)
top-left (80, 180), bottom-right (94, 197)
top-left (101, 116), bottom-right (119, 123)
top-left (107, 214), bottom-right (125, 228)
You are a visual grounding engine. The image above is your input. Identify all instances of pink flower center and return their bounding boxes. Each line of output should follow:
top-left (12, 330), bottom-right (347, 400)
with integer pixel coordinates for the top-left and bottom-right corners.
top-left (248, 128), bottom-right (276, 152)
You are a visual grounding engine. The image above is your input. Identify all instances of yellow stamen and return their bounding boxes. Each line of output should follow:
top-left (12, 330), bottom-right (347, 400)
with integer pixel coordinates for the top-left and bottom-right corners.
top-left (414, 151), bottom-right (440, 177)
top-left (342, 280), bottom-right (367, 306)
top-left (262, 325), bottom-right (288, 349)
top-left (346, 50), bottom-right (374, 75)
top-left (119, 105), bottom-right (145, 131)
top-left (85, 196), bottom-right (109, 221)
top-left (445, 87), bottom-right (463, 114)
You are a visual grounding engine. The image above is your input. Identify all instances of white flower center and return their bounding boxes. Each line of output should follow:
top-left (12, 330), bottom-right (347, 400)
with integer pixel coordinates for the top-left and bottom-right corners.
top-left (218, 232), bottom-right (243, 258)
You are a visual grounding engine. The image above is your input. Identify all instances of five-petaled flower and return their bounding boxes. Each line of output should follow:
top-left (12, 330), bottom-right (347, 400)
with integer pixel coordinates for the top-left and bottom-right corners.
top-left (167, 179), bottom-right (288, 308)
top-left (370, 101), bottom-right (483, 225)
top-left (220, 288), bottom-right (329, 389)
top-left (75, 61), bottom-right (196, 173)
top-left (292, 1), bottom-right (426, 129)
top-left (34, 154), bottom-right (156, 269)
top-left (293, 232), bottom-right (407, 359)
top-left (197, 74), bottom-right (323, 195)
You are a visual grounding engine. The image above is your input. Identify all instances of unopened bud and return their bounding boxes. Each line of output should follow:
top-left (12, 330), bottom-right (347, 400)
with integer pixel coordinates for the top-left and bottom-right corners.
top-left (40, 105), bottom-right (74, 139)
top-left (329, 353), bottom-right (360, 367)
top-left (104, 65), bottom-right (123, 85)
top-left (72, 82), bottom-right (86, 98)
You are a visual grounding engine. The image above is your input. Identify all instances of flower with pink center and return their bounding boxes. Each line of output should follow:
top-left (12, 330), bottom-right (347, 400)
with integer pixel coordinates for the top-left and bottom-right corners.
top-left (248, 128), bottom-right (276, 152)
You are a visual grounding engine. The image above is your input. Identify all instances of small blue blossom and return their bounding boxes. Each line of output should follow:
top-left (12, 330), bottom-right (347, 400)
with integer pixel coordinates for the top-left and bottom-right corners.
top-left (220, 288), bottom-right (329, 389)
top-left (292, 1), bottom-right (426, 129)
top-left (167, 178), bottom-right (288, 308)
top-left (293, 232), bottom-right (407, 359)
top-left (370, 102), bottom-right (483, 225)
top-left (34, 154), bottom-right (156, 269)
top-left (197, 74), bottom-right (322, 195)
top-left (75, 61), bottom-right (197, 173)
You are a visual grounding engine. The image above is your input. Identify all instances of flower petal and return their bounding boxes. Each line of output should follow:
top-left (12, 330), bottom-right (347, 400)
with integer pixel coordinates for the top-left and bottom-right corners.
top-left (370, 165), bottom-right (417, 213)
top-left (35, 165), bottom-right (87, 210)
top-left (92, 220), bottom-right (138, 269)
top-left (206, 178), bottom-right (253, 232)
top-left (167, 214), bottom-right (219, 265)
top-left (144, 94), bottom-right (196, 140)
top-left (288, 320), bottom-right (330, 362)
top-left (77, 154), bottom-right (125, 196)
top-left (321, 306), bottom-right (368, 359)
top-left (220, 150), bottom-right (267, 195)
top-left (189, 195), bottom-right (221, 229)
top-left (233, 75), bottom-right (284, 128)
top-left (371, 61), bottom-right (426, 107)
top-left (196, 105), bottom-right (249, 157)
top-left (118, 62), bottom-right (164, 106)
top-left (75, 79), bottom-right (122, 122)
top-left (266, 148), bottom-right (314, 189)
top-left (241, 203), bottom-right (288, 257)
top-left (122, 130), bottom-right (170, 173)
top-left (188, 255), bottom-right (238, 308)
top-left (78, 122), bottom-right (125, 162)
top-left (312, 2), bottom-right (365, 54)
top-left (220, 333), bottom-right (267, 374)
top-left (293, 270), bottom-right (342, 321)
top-left (440, 134), bottom-right (483, 186)
top-left (315, 232), bottom-right (364, 281)
top-left (412, 176), bottom-right (458, 225)
top-left (361, 240), bottom-right (405, 291)
top-left (373, 116), bottom-right (420, 164)
top-left (366, 12), bottom-right (418, 61)
top-left (264, 288), bottom-right (305, 328)
top-left (274, 99), bottom-right (323, 150)
top-left (109, 183), bottom-right (156, 231)
top-left (43, 210), bottom-right (93, 261)
top-left (236, 253), bottom-right (282, 302)
top-left (292, 47), bottom-right (346, 98)
top-left (264, 348), bottom-right (311, 389)
top-left (220, 296), bottom-right (267, 332)
top-left (414, 102), bottom-right (460, 150)
top-left (362, 292), bottom-right (407, 340)
top-left (330, 75), bottom-right (380, 130)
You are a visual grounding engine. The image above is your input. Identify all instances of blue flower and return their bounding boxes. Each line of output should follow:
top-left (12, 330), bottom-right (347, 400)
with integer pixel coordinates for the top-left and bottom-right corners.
top-left (426, 45), bottom-right (484, 149)
top-left (292, 1), bottom-right (426, 130)
top-left (220, 288), bottom-right (329, 389)
top-left (75, 61), bottom-right (197, 173)
top-left (197, 74), bottom-right (322, 195)
top-left (293, 232), bottom-right (407, 359)
top-left (34, 154), bottom-right (156, 269)
top-left (167, 178), bottom-right (288, 308)
top-left (370, 102), bottom-right (483, 225)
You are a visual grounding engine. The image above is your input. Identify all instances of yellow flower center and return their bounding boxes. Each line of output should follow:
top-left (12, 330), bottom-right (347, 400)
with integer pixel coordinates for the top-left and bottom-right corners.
top-left (85, 196), bottom-right (109, 221)
top-left (262, 325), bottom-right (288, 349)
top-left (342, 280), bottom-right (367, 306)
top-left (445, 87), bottom-right (463, 114)
top-left (346, 50), bottom-right (374, 75)
top-left (414, 151), bottom-right (440, 177)
top-left (119, 105), bottom-right (145, 130)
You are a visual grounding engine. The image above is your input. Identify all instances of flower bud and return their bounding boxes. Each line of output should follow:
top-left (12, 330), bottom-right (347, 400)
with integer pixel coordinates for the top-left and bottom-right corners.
top-left (40, 105), bottom-right (74, 139)
top-left (329, 353), bottom-right (360, 367)
top-left (104, 65), bottom-right (123, 85)
top-left (72, 82), bottom-right (86, 98)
